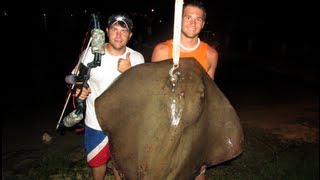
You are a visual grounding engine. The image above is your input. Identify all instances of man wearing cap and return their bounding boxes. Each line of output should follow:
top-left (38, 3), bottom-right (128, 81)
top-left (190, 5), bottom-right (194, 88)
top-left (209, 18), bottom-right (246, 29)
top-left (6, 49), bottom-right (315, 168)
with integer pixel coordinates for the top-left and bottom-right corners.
top-left (74, 13), bottom-right (145, 179)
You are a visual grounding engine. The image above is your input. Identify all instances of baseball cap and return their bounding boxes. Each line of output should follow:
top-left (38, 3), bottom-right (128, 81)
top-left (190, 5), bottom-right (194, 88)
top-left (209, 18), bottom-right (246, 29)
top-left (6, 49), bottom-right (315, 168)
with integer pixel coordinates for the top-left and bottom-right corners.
top-left (107, 13), bottom-right (133, 32)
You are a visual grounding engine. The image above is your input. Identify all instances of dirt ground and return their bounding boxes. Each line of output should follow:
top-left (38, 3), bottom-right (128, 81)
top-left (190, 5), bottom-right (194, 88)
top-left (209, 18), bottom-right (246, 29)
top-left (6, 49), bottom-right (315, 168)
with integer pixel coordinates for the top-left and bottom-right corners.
top-left (239, 96), bottom-right (318, 144)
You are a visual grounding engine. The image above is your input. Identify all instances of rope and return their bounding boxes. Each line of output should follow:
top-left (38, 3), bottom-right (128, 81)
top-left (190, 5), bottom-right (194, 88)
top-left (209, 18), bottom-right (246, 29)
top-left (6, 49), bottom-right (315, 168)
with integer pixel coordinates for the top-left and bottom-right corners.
top-left (170, 0), bottom-right (184, 82)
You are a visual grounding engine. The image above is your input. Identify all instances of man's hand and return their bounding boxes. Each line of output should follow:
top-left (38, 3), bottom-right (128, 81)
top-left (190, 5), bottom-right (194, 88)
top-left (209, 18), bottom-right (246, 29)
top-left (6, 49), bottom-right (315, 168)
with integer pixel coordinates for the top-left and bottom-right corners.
top-left (118, 52), bottom-right (131, 73)
top-left (74, 87), bottom-right (92, 100)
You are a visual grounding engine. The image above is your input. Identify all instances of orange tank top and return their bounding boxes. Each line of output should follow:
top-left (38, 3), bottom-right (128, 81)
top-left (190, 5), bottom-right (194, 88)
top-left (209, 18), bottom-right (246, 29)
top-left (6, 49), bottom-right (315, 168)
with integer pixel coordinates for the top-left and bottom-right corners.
top-left (167, 39), bottom-right (209, 71)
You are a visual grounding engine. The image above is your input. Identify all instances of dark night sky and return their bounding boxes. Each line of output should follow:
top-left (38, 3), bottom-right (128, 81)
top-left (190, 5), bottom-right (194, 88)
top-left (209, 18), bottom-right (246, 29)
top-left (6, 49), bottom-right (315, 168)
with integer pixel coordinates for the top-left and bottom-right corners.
top-left (3, 0), bottom-right (317, 39)
top-left (3, 0), bottom-right (317, 64)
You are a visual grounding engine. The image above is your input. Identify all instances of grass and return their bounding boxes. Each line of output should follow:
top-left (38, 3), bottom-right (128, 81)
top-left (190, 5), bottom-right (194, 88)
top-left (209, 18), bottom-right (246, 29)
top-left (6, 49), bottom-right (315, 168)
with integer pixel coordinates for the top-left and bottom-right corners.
top-left (206, 128), bottom-right (319, 179)
top-left (2, 127), bottom-right (319, 180)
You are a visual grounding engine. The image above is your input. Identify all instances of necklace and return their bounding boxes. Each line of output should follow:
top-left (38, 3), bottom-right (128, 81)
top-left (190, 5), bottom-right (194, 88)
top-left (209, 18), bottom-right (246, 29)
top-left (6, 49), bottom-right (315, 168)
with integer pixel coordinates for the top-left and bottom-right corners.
top-left (179, 38), bottom-right (200, 51)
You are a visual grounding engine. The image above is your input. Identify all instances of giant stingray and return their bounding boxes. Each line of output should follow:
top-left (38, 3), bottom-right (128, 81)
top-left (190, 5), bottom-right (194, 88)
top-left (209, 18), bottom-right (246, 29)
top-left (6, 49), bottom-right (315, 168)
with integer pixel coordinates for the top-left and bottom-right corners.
top-left (95, 58), bottom-right (244, 180)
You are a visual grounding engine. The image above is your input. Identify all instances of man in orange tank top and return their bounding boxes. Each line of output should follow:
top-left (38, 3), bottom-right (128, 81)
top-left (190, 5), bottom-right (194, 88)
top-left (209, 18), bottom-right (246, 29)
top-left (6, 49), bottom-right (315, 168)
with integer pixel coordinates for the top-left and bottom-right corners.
top-left (151, 0), bottom-right (218, 80)
top-left (151, 1), bottom-right (218, 179)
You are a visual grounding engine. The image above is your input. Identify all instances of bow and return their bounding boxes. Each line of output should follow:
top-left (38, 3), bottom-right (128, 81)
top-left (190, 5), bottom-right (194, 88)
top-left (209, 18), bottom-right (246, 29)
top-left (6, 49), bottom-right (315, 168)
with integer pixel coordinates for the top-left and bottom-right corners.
top-left (56, 13), bottom-right (105, 133)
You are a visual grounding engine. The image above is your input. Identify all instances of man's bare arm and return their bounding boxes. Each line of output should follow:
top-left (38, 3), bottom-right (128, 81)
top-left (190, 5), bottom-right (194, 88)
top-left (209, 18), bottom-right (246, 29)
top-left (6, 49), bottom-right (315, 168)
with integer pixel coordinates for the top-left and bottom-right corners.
top-left (151, 42), bottom-right (169, 62)
top-left (206, 45), bottom-right (219, 80)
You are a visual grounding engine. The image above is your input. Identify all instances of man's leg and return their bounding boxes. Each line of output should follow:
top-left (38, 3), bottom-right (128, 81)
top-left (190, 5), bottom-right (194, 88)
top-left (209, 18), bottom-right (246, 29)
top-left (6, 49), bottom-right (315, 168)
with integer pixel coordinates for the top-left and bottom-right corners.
top-left (112, 164), bottom-right (122, 180)
top-left (195, 165), bottom-right (206, 180)
top-left (92, 164), bottom-right (107, 180)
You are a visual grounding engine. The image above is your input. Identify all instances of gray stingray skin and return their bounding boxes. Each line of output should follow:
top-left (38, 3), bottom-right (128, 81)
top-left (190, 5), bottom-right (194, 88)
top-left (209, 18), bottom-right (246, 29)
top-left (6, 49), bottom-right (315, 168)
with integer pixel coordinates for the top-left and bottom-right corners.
top-left (95, 58), bottom-right (244, 180)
